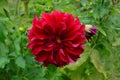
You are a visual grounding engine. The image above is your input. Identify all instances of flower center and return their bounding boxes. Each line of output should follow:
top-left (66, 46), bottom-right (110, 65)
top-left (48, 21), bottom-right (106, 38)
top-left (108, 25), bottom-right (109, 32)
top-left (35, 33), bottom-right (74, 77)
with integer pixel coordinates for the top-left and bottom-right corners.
top-left (56, 38), bottom-right (61, 44)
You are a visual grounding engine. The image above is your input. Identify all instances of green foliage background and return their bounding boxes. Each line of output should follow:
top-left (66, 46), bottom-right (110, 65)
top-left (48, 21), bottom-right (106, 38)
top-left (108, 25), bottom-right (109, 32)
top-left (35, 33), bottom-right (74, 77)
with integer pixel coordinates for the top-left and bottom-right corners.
top-left (0, 0), bottom-right (120, 80)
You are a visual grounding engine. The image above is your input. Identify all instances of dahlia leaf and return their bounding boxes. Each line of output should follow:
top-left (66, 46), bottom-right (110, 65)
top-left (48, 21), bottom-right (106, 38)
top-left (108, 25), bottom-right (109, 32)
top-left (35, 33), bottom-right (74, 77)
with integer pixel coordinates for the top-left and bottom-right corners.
top-left (15, 56), bottom-right (26, 68)
top-left (0, 0), bottom-right (8, 11)
top-left (90, 49), bottom-right (107, 79)
top-left (98, 27), bottom-right (106, 37)
top-left (66, 46), bottom-right (90, 70)
top-left (0, 42), bottom-right (9, 56)
top-left (14, 39), bottom-right (21, 55)
top-left (0, 22), bottom-right (8, 42)
top-left (81, 0), bottom-right (88, 6)
top-left (35, 78), bottom-right (47, 80)
top-left (0, 57), bottom-right (9, 68)
top-left (46, 64), bottom-right (63, 80)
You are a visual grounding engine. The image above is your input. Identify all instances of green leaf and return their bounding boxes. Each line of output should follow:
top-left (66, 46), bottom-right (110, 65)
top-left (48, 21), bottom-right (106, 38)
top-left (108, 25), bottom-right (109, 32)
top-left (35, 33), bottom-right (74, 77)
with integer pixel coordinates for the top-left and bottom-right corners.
top-left (66, 45), bottom-right (91, 70)
top-left (98, 27), bottom-right (107, 36)
top-left (0, 57), bottom-right (9, 68)
top-left (0, 42), bottom-right (9, 56)
top-left (14, 39), bottom-right (21, 55)
top-left (47, 64), bottom-right (57, 72)
top-left (37, 66), bottom-right (46, 77)
top-left (11, 75), bottom-right (21, 80)
top-left (46, 64), bottom-right (61, 80)
top-left (0, 0), bottom-right (8, 11)
top-left (15, 56), bottom-right (26, 68)
top-left (9, 52), bottom-right (17, 57)
top-left (90, 49), bottom-right (107, 79)
top-left (34, 78), bottom-right (47, 80)
top-left (0, 22), bottom-right (8, 42)
top-left (3, 8), bottom-right (10, 18)
top-left (112, 38), bottom-right (120, 46)
top-left (81, 0), bottom-right (88, 6)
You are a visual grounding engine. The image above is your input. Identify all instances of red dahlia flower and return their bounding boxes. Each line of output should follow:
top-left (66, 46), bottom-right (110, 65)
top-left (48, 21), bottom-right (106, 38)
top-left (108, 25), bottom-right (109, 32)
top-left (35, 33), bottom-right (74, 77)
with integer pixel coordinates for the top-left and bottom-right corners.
top-left (27, 10), bottom-right (86, 67)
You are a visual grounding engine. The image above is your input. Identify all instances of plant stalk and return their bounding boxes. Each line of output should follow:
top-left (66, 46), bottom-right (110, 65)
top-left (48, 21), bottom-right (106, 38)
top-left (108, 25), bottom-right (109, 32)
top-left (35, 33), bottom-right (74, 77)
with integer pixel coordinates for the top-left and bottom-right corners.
top-left (24, 0), bottom-right (29, 16)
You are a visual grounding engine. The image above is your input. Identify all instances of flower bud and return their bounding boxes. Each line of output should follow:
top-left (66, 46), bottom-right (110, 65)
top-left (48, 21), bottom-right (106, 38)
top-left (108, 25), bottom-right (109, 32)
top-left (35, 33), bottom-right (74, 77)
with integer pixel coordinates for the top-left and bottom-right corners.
top-left (85, 25), bottom-right (98, 41)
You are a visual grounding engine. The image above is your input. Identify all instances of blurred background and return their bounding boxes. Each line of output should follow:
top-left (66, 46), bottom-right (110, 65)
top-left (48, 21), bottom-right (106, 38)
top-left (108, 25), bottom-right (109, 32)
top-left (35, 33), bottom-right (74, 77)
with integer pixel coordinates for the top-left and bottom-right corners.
top-left (0, 0), bottom-right (120, 80)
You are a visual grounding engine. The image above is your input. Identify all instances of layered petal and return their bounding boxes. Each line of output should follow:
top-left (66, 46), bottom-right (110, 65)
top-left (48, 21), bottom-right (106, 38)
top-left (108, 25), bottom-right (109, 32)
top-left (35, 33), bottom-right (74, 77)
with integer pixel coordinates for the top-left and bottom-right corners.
top-left (27, 10), bottom-right (86, 67)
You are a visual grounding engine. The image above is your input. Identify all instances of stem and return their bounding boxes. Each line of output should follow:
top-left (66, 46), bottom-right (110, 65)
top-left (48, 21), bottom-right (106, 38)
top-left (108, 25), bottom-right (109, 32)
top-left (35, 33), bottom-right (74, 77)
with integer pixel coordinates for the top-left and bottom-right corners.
top-left (15, 0), bottom-right (20, 15)
top-left (24, 0), bottom-right (29, 16)
top-left (3, 8), bottom-right (10, 18)
top-left (17, 67), bottom-right (20, 76)
top-left (101, 0), bottom-right (104, 5)
top-left (112, 0), bottom-right (120, 5)
top-left (95, 31), bottom-right (100, 43)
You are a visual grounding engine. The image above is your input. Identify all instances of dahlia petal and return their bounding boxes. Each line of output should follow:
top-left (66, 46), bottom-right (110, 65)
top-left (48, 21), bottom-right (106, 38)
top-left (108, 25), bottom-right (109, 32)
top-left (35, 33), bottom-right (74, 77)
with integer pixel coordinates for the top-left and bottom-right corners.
top-left (35, 51), bottom-right (49, 62)
top-left (72, 35), bottom-right (86, 44)
top-left (72, 44), bottom-right (80, 47)
top-left (43, 52), bottom-right (54, 67)
top-left (65, 46), bottom-right (84, 56)
top-left (52, 10), bottom-right (61, 22)
top-left (60, 22), bottom-right (66, 30)
top-left (67, 55), bottom-right (75, 63)
top-left (31, 44), bottom-right (54, 55)
top-left (68, 54), bottom-right (79, 62)
top-left (53, 52), bottom-right (60, 66)
top-left (27, 39), bottom-right (44, 48)
top-left (34, 14), bottom-right (38, 20)
top-left (52, 50), bottom-right (67, 67)
top-left (79, 24), bottom-right (85, 33)
top-left (63, 18), bottom-right (80, 35)
top-left (28, 30), bottom-right (35, 40)
top-left (33, 14), bottom-right (43, 29)
top-left (32, 27), bottom-right (52, 40)
top-left (44, 61), bottom-right (49, 66)
top-left (42, 13), bottom-right (56, 32)
top-left (75, 17), bottom-right (81, 25)
top-left (43, 46), bottom-right (54, 51)
top-left (63, 41), bottom-right (79, 48)
top-left (52, 11), bottom-right (67, 35)
top-left (27, 42), bottom-right (40, 48)
top-left (58, 49), bottom-right (68, 62)
top-left (43, 25), bottom-right (54, 35)
top-left (55, 22), bottom-right (66, 35)
top-left (63, 33), bottom-right (78, 40)
top-left (62, 25), bottom-right (84, 40)
top-left (31, 46), bottom-right (43, 55)
top-left (64, 14), bottom-right (74, 28)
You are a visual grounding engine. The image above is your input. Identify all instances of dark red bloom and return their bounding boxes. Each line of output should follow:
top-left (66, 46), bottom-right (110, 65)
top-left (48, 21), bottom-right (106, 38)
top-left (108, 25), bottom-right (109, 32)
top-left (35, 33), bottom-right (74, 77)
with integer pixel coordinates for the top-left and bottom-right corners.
top-left (27, 10), bottom-right (86, 67)
top-left (85, 25), bottom-right (98, 41)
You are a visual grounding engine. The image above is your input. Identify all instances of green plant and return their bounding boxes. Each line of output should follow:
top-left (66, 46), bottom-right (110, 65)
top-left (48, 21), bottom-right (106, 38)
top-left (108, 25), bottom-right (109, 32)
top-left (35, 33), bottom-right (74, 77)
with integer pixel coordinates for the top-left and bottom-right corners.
top-left (0, 0), bottom-right (120, 80)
